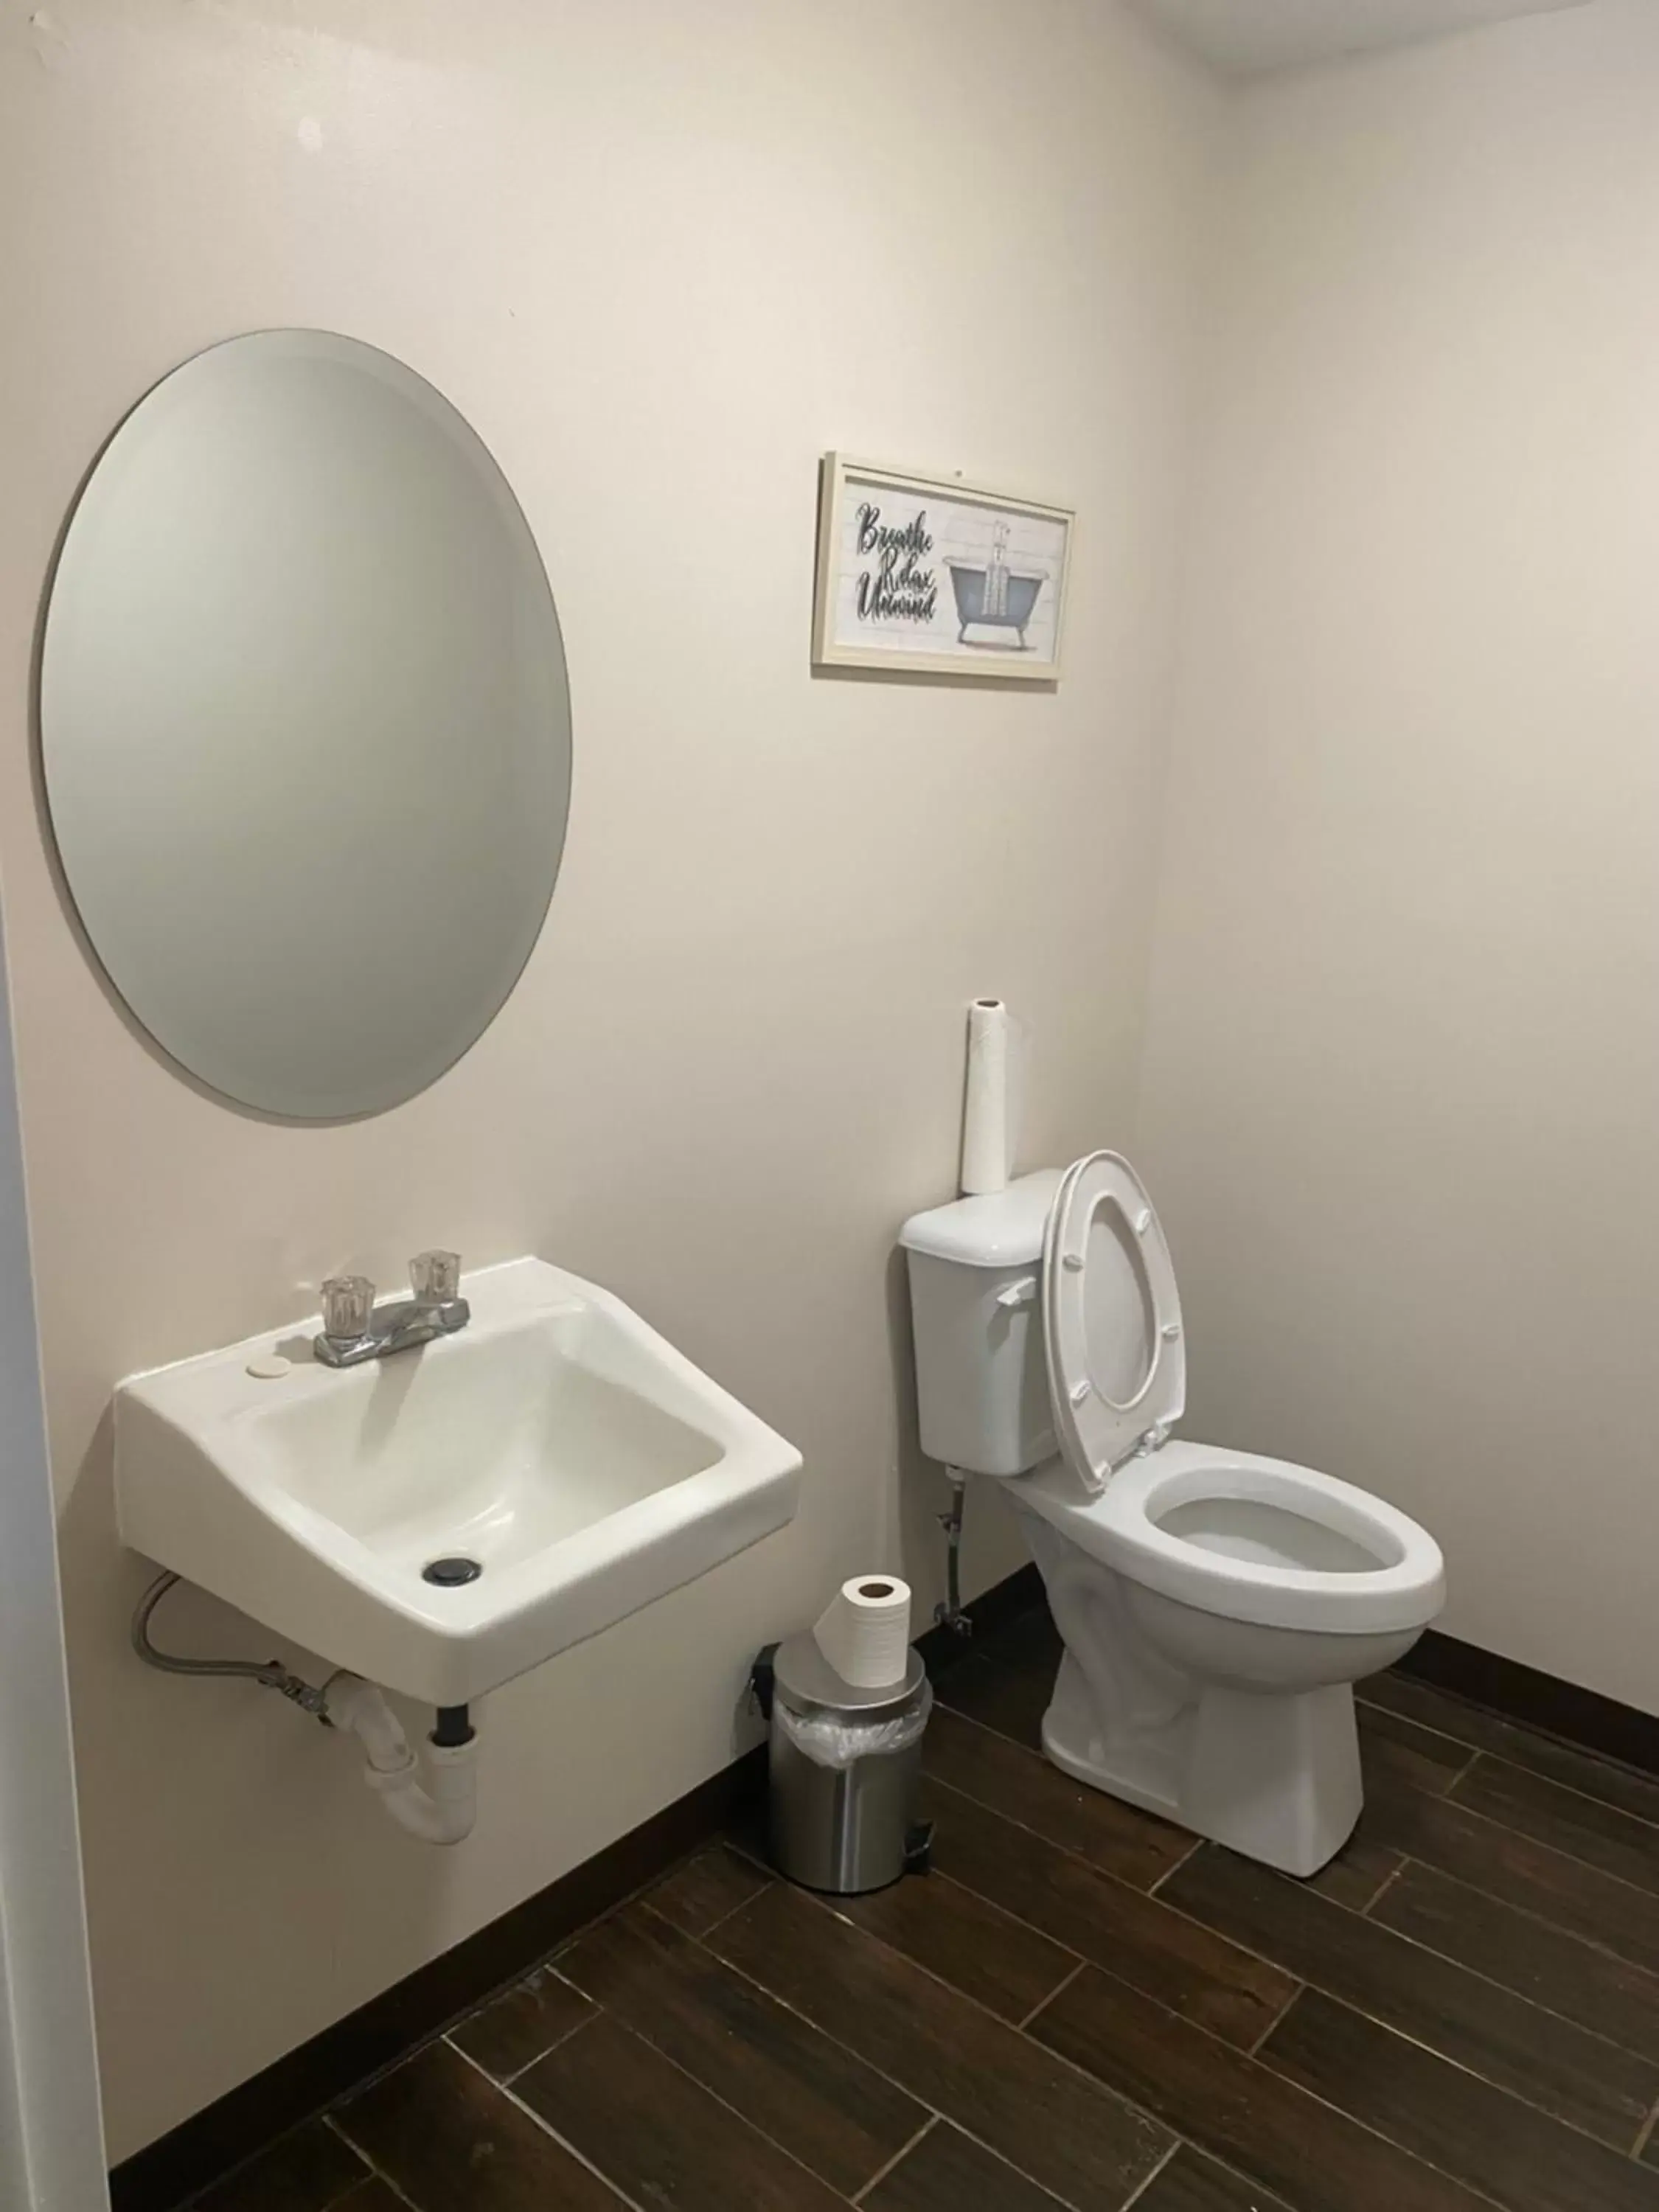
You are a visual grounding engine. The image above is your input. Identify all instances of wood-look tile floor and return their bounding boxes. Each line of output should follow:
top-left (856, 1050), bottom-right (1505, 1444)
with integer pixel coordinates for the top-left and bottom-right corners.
top-left (200, 1605), bottom-right (1659, 2212)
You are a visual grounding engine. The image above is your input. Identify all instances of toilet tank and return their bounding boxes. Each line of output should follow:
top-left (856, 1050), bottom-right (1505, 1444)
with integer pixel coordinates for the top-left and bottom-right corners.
top-left (899, 1169), bottom-right (1063, 1478)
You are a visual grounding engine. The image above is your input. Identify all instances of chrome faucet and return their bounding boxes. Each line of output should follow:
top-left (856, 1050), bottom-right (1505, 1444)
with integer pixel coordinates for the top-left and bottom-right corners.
top-left (314, 1251), bottom-right (470, 1368)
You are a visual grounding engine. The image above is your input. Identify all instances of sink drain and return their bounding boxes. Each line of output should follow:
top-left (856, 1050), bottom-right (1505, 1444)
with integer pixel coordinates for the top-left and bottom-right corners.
top-left (422, 1556), bottom-right (483, 1587)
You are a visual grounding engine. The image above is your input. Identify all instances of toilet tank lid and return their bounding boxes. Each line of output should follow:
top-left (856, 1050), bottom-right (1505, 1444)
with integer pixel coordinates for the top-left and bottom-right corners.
top-left (900, 1168), bottom-right (1065, 1265)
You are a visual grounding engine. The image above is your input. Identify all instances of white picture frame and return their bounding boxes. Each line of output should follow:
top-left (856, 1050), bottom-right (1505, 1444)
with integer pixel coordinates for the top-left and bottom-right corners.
top-left (812, 453), bottom-right (1072, 683)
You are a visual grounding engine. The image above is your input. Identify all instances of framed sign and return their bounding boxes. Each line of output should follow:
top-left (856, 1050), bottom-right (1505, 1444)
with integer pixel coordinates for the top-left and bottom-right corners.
top-left (812, 453), bottom-right (1072, 682)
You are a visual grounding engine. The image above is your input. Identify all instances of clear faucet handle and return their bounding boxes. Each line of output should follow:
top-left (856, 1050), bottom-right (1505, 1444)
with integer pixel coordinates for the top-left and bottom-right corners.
top-left (409, 1249), bottom-right (461, 1304)
top-left (321, 1274), bottom-right (375, 1340)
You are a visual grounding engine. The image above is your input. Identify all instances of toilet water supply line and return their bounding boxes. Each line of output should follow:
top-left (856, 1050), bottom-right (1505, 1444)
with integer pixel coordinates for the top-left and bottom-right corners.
top-left (131, 1571), bottom-right (480, 1845)
top-left (936, 1468), bottom-right (973, 1637)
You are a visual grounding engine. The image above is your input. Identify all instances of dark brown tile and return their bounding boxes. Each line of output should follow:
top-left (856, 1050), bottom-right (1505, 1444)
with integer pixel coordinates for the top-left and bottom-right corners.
top-left (934, 1652), bottom-right (1051, 1750)
top-left (194, 2119), bottom-right (368, 2212)
top-left (333, 2037), bottom-right (624, 2211)
top-left (643, 1842), bottom-right (771, 1936)
top-left (333, 2185), bottom-right (406, 2212)
top-left (1131, 2145), bottom-right (1295, 2212)
top-left (975, 1605), bottom-right (1065, 1677)
top-left (557, 1901), bottom-right (923, 2195)
top-left (929, 1781), bottom-right (1294, 2048)
top-left (1029, 1965), bottom-right (1495, 2212)
top-left (923, 1704), bottom-right (1193, 1888)
top-left (838, 1863), bottom-right (1077, 2022)
top-left (1263, 1989), bottom-right (1659, 2212)
top-left (1162, 1844), bottom-right (1657, 2146)
top-left (1302, 1824), bottom-right (1402, 1912)
top-left (860, 2120), bottom-right (1067, 2212)
top-left (1373, 1857), bottom-right (1659, 2062)
top-left (1361, 1768), bottom-right (1659, 1975)
top-left (1356, 1703), bottom-right (1472, 1795)
top-left (1453, 1756), bottom-right (1659, 1896)
top-left (1366, 1674), bottom-right (1659, 1828)
top-left (709, 1879), bottom-right (1172, 2208)
top-left (517, 2011), bottom-right (846, 2212)
top-left (1394, 1638), bottom-right (1659, 1778)
top-left (448, 1965), bottom-right (594, 2081)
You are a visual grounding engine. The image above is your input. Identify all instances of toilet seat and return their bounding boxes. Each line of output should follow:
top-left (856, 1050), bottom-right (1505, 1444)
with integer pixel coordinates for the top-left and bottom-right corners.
top-left (1036, 1150), bottom-right (1443, 1635)
top-left (1043, 1151), bottom-right (1186, 1495)
top-left (1019, 1444), bottom-right (1445, 1635)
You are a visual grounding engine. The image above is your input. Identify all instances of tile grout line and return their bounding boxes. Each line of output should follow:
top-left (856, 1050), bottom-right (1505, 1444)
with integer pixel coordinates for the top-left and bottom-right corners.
top-left (925, 1769), bottom-right (1189, 1902)
top-left (1164, 1863), bottom-right (1659, 2112)
top-left (504, 1956), bottom-right (922, 2205)
top-left (1630, 2089), bottom-right (1659, 2165)
top-left (1115, 2138), bottom-right (1182, 2211)
top-left (1146, 1837), bottom-right (1203, 1896)
top-left (1035, 1950), bottom-right (1525, 2212)
top-left (892, 1860), bottom-right (1090, 1976)
top-left (1310, 1781), bottom-right (1659, 2024)
top-left (1359, 1686), bottom-right (1659, 1824)
top-left (690, 1903), bottom-right (1156, 2204)
top-left (729, 1867), bottom-right (1114, 2061)
top-left (1245, 1980), bottom-right (1305, 2059)
top-left (1248, 1977), bottom-right (1659, 2164)
top-left (1020, 1958), bottom-right (1085, 2031)
top-left (687, 1873), bottom-right (778, 1941)
top-left (1413, 1723), bottom-right (1659, 1858)
top-left (445, 1994), bottom-right (593, 2090)
top-left (1363, 1800), bottom-right (1659, 1958)
top-left (849, 2113), bottom-right (938, 2205)
top-left (444, 2026), bottom-right (648, 2212)
top-left (319, 2113), bottom-right (445, 2212)
top-left (1445, 1745), bottom-right (1484, 1794)
top-left (811, 1854), bottom-right (1089, 1979)
top-left (1361, 1860), bottom-right (1405, 1919)
top-left (1444, 1754), bottom-right (1659, 1890)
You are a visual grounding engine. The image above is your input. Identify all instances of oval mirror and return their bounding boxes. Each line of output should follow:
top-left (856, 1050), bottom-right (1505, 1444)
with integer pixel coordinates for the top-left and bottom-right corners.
top-left (41, 330), bottom-right (571, 1119)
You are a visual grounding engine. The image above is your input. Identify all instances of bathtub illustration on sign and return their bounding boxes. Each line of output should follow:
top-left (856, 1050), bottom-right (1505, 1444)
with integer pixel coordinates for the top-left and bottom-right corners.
top-left (945, 560), bottom-right (1047, 649)
top-left (946, 518), bottom-right (1046, 650)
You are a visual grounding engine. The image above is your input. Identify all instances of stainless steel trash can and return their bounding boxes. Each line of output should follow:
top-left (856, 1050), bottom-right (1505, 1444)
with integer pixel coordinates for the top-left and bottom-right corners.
top-left (762, 1633), bottom-right (932, 1894)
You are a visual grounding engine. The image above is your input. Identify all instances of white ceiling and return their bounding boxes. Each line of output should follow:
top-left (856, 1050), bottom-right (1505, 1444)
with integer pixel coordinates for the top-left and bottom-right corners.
top-left (1122, 0), bottom-right (1592, 77)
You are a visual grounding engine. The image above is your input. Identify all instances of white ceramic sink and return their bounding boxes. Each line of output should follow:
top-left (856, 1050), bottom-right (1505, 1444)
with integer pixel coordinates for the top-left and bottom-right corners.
top-left (114, 1258), bottom-right (802, 1705)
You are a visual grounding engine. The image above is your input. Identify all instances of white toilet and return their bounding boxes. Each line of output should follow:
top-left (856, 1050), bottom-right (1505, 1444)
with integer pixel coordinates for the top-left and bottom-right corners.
top-left (900, 1153), bottom-right (1445, 1876)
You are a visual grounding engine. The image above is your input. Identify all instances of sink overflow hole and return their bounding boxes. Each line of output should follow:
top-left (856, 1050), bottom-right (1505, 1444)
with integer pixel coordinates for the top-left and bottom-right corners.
top-left (422, 1556), bottom-right (483, 1587)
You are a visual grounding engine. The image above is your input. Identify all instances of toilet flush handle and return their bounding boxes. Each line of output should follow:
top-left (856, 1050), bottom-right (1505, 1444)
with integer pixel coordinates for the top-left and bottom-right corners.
top-left (995, 1275), bottom-right (1038, 1310)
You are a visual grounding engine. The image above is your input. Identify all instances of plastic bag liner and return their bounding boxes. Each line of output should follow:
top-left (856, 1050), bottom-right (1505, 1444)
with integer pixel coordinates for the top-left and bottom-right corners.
top-left (775, 1678), bottom-right (933, 1771)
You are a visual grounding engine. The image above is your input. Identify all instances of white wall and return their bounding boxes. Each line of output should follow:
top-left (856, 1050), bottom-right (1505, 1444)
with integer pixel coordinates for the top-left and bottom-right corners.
top-left (1139, 0), bottom-right (1659, 1710)
top-left (0, 0), bottom-right (1220, 2157)
top-left (0, 919), bottom-right (107, 2211)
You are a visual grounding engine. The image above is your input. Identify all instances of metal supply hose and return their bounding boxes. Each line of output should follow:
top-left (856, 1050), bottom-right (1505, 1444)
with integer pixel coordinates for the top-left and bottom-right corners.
top-left (131, 1571), bottom-right (331, 1717)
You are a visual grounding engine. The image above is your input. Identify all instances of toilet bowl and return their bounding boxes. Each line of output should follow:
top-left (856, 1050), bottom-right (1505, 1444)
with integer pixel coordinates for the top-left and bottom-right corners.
top-left (900, 1152), bottom-right (1444, 1876)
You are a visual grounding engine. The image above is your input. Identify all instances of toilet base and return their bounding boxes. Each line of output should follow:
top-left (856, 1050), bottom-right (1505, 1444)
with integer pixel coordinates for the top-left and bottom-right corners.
top-left (1011, 1497), bottom-right (1371, 1877)
top-left (1040, 1649), bottom-right (1363, 1876)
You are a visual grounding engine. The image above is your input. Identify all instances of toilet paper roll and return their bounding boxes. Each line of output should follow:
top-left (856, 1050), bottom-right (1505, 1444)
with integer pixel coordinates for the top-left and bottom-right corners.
top-left (813, 1575), bottom-right (913, 1689)
top-left (961, 998), bottom-right (1018, 1196)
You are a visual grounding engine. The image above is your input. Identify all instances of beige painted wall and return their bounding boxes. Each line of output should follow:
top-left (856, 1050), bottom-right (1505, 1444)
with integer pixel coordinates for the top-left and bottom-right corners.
top-left (0, 0), bottom-right (1219, 2156)
top-left (1139, 0), bottom-right (1659, 1710)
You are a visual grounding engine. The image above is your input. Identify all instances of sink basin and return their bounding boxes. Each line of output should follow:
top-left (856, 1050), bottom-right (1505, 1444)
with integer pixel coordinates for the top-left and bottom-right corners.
top-left (115, 1258), bottom-right (803, 1705)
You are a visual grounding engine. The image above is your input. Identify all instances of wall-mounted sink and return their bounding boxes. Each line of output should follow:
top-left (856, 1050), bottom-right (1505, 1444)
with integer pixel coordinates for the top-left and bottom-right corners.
top-left (115, 1259), bottom-right (803, 1705)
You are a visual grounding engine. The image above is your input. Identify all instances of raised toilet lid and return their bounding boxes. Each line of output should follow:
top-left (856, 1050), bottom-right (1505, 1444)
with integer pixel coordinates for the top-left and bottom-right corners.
top-left (1043, 1151), bottom-right (1186, 1495)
